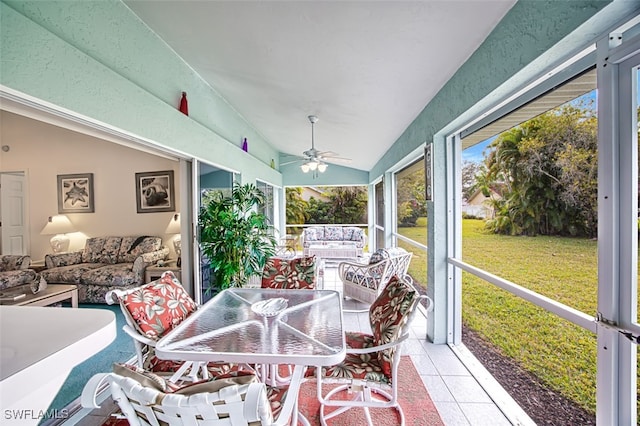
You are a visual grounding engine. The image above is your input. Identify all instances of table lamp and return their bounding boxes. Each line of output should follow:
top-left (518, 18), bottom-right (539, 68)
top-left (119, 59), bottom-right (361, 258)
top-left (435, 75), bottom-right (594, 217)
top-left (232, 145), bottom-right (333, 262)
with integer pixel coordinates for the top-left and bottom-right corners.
top-left (165, 213), bottom-right (182, 267)
top-left (40, 215), bottom-right (76, 253)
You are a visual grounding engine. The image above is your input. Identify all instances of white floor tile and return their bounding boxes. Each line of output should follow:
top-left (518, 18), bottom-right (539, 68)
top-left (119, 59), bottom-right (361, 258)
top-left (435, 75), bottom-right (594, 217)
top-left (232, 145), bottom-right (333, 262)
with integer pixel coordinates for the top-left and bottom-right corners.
top-left (433, 401), bottom-right (472, 425)
top-left (420, 374), bottom-right (456, 402)
top-left (441, 376), bottom-right (493, 403)
top-left (460, 403), bottom-right (513, 426)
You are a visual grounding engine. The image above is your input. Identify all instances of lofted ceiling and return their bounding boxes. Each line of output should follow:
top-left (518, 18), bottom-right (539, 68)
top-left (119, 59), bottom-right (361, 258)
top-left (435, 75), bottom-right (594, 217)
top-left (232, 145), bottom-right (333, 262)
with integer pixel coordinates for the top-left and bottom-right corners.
top-left (125, 1), bottom-right (516, 171)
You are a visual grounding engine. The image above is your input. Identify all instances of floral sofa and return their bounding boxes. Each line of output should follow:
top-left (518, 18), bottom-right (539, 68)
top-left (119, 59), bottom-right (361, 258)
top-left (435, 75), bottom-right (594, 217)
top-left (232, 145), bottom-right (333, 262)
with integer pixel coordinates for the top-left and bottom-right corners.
top-left (301, 226), bottom-right (366, 256)
top-left (0, 255), bottom-right (38, 292)
top-left (41, 236), bottom-right (169, 304)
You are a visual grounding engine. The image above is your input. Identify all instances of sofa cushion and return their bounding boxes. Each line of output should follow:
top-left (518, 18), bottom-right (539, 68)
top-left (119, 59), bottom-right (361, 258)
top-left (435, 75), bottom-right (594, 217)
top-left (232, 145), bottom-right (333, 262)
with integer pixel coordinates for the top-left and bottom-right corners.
top-left (82, 237), bottom-right (107, 263)
top-left (324, 226), bottom-right (343, 241)
top-left (342, 227), bottom-right (355, 241)
top-left (78, 237), bottom-right (123, 264)
top-left (0, 269), bottom-right (37, 291)
top-left (304, 226), bottom-right (324, 242)
top-left (46, 251), bottom-right (82, 268)
top-left (41, 263), bottom-right (104, 285)
top-left (350, 228), bottom-right (365, 243)
top-left (118, 236), bottom-right (162, 263)
top-left (80, 263), bottom-right (137, 287)
top-left (0, 255), bottom-right (30, 272)
top-left (100, 237), bottom-right (123, 264)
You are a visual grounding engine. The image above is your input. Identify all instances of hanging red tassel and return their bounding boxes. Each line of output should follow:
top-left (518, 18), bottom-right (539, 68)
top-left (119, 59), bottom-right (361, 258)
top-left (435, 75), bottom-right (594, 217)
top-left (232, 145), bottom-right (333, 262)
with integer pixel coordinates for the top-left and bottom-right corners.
top-left (179, 92), bottom-right (189, 116)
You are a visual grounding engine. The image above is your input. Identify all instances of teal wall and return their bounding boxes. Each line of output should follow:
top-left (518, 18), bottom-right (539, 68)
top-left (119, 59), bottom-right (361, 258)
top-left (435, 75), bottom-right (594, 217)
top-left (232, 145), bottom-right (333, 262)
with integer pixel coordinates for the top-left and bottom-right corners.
top-left (280, 161), bottom-right (369, 187)
top-left (0, 0), bottom-right (280, 186)
top-left (201, 170), bottom-right (234, 190)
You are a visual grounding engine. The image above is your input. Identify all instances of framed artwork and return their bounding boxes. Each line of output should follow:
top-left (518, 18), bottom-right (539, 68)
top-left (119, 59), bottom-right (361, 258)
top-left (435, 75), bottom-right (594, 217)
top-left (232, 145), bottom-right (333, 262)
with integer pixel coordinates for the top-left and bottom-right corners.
top-left (57, 173), bottom-right (94, 213)
top-left (135, 170), bottom-right (175, 213)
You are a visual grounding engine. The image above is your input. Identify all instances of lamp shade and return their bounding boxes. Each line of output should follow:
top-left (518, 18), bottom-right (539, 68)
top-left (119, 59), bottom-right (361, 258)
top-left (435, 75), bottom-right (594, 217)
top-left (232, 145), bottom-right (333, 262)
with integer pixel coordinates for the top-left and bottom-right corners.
top-left (40, 215), bottom-right (76, 235)
top-left (165, 213), bottom-right (181, 234)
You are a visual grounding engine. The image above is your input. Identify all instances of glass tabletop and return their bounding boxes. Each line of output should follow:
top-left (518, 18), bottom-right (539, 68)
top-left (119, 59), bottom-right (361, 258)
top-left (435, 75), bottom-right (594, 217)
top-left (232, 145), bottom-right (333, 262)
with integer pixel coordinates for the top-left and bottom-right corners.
top-left (156, 288), bottom-right (345, 366)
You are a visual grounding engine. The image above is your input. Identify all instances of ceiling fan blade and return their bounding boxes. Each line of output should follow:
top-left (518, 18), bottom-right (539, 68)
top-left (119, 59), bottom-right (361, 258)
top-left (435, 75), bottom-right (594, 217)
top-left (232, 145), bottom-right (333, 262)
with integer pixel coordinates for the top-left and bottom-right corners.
top-left (280, 158), bottom-right (305, 166)
top-left (317, 150), bottom-right (340, 157)
top-left (322, 156), bottom-right (352, 164)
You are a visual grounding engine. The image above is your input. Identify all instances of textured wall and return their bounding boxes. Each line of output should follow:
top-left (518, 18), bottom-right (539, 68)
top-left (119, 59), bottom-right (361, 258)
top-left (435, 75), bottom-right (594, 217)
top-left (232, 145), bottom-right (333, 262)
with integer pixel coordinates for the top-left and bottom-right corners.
top-left (369, 0), bottom-right (626, 180)
top-left (0, 0), bottom-right (280, 186)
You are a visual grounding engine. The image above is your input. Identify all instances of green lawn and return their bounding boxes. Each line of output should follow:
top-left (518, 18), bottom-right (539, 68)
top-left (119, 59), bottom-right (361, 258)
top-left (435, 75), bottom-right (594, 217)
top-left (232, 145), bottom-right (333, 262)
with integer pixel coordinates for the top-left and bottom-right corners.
top-left (397, 218), bottom-right (639, 415)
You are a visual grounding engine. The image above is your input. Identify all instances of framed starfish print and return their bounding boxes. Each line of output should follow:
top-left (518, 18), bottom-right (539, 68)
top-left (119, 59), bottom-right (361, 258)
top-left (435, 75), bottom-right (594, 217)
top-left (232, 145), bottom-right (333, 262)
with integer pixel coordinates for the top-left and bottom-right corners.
top-left (57, 173), bottom-right (95, 213)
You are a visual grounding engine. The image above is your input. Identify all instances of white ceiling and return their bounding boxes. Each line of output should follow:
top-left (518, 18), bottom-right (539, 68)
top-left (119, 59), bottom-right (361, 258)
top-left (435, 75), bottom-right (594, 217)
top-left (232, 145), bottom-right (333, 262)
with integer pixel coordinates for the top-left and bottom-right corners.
top-left (125, 1), bottom-right (516, 171)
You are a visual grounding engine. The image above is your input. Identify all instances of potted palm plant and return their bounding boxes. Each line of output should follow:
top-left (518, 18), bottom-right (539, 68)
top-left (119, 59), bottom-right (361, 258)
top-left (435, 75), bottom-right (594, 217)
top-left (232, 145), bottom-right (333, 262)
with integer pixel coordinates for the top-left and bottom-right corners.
top-left (198, 182), bottom-right (277, 294)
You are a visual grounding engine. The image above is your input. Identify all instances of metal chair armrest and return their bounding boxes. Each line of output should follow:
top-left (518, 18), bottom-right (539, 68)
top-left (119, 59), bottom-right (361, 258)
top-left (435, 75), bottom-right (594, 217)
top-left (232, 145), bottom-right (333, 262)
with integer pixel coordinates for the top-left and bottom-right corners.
top-left (346, 333), bottom-right (409, 354)
top-left (122, 324), bottom-right (156, 347)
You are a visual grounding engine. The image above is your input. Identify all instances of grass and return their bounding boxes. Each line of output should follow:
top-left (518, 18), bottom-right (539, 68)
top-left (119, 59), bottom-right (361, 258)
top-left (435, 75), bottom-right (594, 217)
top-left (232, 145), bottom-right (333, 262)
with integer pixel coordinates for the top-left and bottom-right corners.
top-left (397, 218), bottom-right (639, 416)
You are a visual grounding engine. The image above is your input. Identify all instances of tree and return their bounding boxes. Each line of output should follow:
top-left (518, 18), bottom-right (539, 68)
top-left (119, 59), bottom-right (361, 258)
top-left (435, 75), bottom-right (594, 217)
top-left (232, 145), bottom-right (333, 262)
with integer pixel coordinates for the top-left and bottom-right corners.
top-left (462, 160), bottom-right (482, 201)
top-left (484, 104), bottom-right (597, 237)
top-left (397, 165), bottom-right (427, 226)
top-left (285, 187), bottom-right (308, 224)
top-left (305, 186), bottom-right (367, 224)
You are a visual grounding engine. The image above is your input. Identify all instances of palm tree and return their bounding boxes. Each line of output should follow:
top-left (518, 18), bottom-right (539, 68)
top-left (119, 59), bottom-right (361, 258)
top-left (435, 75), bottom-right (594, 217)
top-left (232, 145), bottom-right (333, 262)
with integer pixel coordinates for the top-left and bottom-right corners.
top-left (286, 187), bottom-right (309, 224)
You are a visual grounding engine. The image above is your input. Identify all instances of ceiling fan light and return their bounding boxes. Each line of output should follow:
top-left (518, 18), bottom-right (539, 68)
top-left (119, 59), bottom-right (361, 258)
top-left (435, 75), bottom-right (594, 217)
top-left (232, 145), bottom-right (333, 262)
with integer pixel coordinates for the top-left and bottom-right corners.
top-left (301, 163), bottom-right (310, 173)
top-left (308, 161), bottom-right (318, 171)
top-left (317, 163), bottom-right (328, 172)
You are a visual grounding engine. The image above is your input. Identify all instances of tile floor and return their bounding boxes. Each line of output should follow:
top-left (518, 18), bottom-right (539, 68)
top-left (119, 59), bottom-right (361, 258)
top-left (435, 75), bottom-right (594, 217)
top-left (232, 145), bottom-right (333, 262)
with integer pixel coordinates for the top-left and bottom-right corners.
top-left (67, 262), bottom-right (535, 426)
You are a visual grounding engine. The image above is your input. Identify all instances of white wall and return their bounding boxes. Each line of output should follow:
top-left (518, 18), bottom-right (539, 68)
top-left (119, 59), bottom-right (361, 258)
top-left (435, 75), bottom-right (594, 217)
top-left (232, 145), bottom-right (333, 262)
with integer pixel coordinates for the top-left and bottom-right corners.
top-left (0, 110), bottom-right (181, 261)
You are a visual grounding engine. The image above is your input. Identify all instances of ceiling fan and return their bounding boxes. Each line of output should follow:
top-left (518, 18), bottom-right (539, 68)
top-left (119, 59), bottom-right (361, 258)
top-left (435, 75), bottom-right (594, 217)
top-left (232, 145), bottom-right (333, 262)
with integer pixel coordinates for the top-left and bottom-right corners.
top-left (281, 115), bottom-right (351, 173)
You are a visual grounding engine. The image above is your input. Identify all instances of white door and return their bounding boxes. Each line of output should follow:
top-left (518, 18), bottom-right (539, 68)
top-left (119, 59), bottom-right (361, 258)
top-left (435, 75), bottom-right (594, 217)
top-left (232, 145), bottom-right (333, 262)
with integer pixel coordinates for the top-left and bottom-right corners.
top-left (0, 173), bottom-right (28, 255)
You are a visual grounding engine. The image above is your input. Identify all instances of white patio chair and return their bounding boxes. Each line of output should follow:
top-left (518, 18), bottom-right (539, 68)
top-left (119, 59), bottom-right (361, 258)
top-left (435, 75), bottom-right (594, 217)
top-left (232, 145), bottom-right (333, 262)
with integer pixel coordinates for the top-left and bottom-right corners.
top-left (313, 275), bottom-right (432, 426)
top-left (81, 364), bottom-right (305, 426)
top-left (106, 271), bottom-right (248, 383)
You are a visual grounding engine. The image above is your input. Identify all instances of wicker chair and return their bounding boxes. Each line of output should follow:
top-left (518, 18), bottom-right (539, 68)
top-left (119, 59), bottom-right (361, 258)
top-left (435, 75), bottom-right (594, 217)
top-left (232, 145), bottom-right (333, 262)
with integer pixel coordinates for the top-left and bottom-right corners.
top-left (313, 275), bottom-right (431, 426)
top-left (338, 247), bottom-right (413, 304)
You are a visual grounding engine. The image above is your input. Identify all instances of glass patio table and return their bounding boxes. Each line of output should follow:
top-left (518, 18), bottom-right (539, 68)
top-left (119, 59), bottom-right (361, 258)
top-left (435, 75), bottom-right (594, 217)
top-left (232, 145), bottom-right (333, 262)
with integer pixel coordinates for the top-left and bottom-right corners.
top-left (155, 287), bottom-right (346, 370)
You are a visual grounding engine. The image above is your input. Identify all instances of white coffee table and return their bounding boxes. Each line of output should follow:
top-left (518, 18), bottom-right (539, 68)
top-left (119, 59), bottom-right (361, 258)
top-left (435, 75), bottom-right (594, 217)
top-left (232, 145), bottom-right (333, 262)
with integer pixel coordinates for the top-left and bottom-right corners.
top-left (0, 284), bottom-right (78, 308)
top-left (307, 243), bottom-right (358, 260)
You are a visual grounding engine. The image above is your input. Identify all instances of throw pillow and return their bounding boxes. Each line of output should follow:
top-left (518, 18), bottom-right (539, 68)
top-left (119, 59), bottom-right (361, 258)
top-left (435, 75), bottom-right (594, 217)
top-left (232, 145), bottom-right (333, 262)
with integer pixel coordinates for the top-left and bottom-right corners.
top-left (368, 248), bottom-right (390, 265)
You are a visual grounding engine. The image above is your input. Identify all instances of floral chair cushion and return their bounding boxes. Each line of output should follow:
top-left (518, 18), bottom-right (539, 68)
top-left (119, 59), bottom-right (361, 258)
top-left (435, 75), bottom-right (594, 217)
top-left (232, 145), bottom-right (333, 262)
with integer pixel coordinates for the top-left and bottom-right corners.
top-left (368, 248), bottom-right (390, 265)
top-left (114, 362), bottom-right (258, 395)
top-left (121, 270), bottom-right (197, 340)
top-left (316, 331), bottom-right (390, 384)
top-left (143, 349), bottom-right (254, 379)
top-left (261, 256), bottom-right (316, 289)
top-left (369, 275), bottom-right (417, 377)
